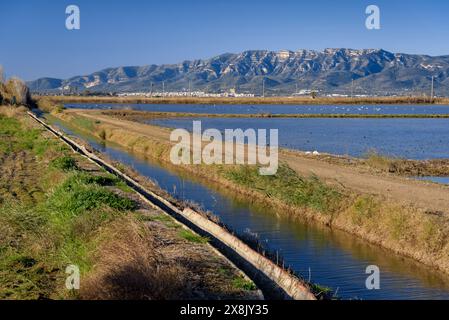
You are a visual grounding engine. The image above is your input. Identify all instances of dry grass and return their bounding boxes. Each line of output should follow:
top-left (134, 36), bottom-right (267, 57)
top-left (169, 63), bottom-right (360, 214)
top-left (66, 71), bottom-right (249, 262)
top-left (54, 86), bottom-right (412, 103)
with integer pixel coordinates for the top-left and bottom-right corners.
top-left (339, 194), bottom-right (449, 269)
top-left (36, 97), bottom-right (64, 113)
top-left (0, 105), bottom-right (29, 117)
top-left (35, 95), bottom-right (449, 106)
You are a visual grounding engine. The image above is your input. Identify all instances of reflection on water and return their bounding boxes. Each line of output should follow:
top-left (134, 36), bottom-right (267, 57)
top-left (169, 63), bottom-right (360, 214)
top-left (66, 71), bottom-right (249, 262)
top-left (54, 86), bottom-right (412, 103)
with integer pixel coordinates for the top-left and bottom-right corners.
top-left (49, 117), bottom-right (449, 300)
top-left (151, 117), bottom-right (449, 160)
top-left (65, 103), bottom-right (449, 115)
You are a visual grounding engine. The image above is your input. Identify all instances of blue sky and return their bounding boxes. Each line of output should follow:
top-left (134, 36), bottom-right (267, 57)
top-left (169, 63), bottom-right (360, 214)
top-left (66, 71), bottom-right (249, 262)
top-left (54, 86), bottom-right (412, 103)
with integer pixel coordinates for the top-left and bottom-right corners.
top-left (1, 0), bottom-right (449, 80)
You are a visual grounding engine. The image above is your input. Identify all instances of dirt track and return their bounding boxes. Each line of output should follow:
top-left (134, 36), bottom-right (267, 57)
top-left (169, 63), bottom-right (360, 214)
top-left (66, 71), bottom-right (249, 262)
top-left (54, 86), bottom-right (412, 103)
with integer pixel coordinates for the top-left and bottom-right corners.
top-left (70, 110), bottom-right (449, 214)
top-left (282, 152), bottom-right (449, 214)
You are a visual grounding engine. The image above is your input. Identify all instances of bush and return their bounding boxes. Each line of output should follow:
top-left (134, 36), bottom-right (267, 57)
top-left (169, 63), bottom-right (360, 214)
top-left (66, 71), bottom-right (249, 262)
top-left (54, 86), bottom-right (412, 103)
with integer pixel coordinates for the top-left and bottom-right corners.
top-left (4, 78), bottom-right (31, 106)
top-left (51, 156), bottom-right (78, 171)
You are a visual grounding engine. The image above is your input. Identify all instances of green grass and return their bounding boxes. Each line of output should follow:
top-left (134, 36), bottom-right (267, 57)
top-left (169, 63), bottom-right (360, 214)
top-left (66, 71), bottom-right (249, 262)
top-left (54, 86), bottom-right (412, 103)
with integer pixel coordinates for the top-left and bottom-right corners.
top-left (138, 213), bottom-right (181, 229)
top-left (232, 276), bottom-right (257, 291)
top-left (143, 213), bottom-right (173, 222)
top-left (178, 229), bottom-right (209, 243)
top-left (310, 283), bottom-right (333, 298)
top-left (78, 173), bottom-right (132, 192)
top-left (72, 116), bottom-right (96, 132)
top-left (0, 114), bottom-right (64, 157)
top-left (47, 173), bottom-right (136, 219)
top-left (0, 115), bottom-right (39, 154)
top-left (224, 164), bottom-right (342, 214)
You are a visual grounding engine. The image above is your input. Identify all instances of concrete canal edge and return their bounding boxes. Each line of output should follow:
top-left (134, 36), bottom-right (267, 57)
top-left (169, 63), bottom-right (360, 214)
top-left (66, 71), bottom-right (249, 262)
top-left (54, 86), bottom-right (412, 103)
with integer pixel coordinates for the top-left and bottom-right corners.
top-left (28, 111), bottom-right (317, 301)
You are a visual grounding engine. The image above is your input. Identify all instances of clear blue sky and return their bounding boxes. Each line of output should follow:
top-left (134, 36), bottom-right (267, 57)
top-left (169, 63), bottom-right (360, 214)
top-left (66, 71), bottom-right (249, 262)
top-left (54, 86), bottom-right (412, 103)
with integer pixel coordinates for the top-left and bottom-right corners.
top-left (1, 0), bottom-right (449, 80)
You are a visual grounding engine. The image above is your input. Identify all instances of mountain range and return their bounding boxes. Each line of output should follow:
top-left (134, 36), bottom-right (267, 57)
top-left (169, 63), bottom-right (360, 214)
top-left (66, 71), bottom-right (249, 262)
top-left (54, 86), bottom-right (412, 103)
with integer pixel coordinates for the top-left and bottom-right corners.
top-left (27, 49), bottom-right (449, 96)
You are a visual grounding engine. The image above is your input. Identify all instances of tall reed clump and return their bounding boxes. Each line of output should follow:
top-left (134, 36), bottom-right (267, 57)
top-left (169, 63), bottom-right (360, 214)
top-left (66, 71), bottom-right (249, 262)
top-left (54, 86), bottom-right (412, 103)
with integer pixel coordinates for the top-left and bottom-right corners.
top-left (0, 67), bottom-right (32, 107)
top-left (36, 97), bottom-right (65, 113)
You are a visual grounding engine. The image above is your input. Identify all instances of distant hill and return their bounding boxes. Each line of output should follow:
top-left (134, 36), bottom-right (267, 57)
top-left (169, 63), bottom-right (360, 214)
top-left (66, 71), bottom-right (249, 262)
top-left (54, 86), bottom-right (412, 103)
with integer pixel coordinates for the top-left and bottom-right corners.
top-left (27, 49), bottom-right (449, 96)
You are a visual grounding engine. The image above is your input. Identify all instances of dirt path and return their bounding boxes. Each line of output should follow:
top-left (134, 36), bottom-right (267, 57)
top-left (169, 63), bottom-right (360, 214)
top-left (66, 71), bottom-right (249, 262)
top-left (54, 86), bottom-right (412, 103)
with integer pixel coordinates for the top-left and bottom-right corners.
top-left (73, 110), bottom-right (449, 214)
top-left (281, 152), bottom-right (449, 213)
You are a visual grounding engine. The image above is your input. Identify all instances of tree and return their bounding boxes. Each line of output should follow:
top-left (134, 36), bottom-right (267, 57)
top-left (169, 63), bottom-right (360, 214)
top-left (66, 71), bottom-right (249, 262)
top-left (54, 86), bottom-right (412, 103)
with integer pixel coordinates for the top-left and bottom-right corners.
top-left (0, 65), bottom-right (4, 84)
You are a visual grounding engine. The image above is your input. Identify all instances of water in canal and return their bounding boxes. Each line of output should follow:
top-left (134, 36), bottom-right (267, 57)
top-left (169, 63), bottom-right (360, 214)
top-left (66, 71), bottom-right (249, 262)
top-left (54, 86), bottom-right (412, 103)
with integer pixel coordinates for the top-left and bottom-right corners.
top-left (50, 118), bottom-right (449, 300)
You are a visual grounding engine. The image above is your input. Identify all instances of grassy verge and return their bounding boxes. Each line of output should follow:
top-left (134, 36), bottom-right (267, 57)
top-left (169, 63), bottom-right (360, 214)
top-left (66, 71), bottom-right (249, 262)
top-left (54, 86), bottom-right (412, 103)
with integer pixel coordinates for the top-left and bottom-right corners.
top-left (178, 229), bottom-right (209, 244)
top-left (0, 112), bottom-right (140, 298)
top-left (102, 109), bottom-right (449, 121)
top-left (363, 150), bottom-right (449, 176)
top-left (0, 114), bottom-right (60, 157)
top-left (1, 110), bottom-right (259, 300)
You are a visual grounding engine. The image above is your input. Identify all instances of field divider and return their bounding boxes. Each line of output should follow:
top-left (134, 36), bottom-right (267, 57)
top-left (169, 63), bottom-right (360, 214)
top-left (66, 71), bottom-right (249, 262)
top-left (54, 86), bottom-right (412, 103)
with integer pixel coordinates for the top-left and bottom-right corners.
top-left (27, 111), bottom-right (316, 301)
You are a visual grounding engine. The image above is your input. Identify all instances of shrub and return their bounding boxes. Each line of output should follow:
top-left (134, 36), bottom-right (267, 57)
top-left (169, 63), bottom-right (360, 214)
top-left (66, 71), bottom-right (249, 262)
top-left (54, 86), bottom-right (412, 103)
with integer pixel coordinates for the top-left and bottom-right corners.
top-left (232, 276), bottom-right (257, 291)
